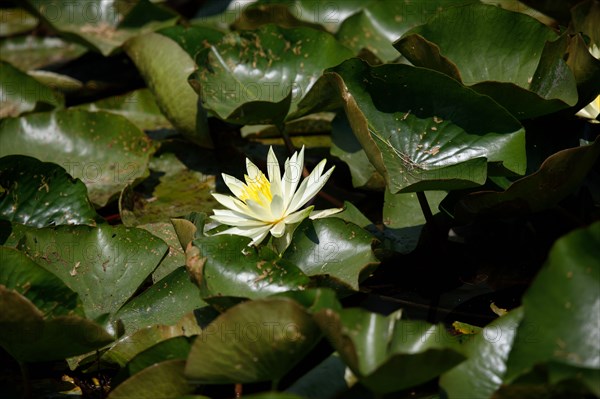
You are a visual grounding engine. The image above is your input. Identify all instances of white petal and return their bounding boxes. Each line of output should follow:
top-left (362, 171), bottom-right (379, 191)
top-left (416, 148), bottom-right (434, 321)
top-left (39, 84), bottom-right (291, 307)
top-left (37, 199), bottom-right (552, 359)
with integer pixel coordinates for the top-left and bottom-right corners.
top-left (210, 214), bottom-right (266, 227)
top-left (287, 163), bottom-right (334, 214)
top-left (221, 173), bottom-right (245, 199)
top-left (270, 220), bottom-right (286, 237)
top-left (215, 224), bottom-right (272, 246)
top-left (267, 146), bottom-right (281, 184)
top-left (246, 199), bottom-right (273, 221)
top-left (270, 194), bottom-right (284, 219)
top-left (212, 193), bottom-right (248, 213)
top-left (284, 206), bottom-right (313, 224)
top-left (245, 158), bottom-right (264, 183)
top-left (282, 146), bottom-right (304, 206)
top-left (310, 207), bottom-right (344, 219)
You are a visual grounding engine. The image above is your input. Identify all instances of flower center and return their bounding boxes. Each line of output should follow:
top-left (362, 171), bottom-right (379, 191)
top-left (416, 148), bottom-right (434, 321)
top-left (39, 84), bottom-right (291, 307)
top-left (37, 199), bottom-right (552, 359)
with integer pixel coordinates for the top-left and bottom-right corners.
top-left (239, 173), bottom-right (272, 206)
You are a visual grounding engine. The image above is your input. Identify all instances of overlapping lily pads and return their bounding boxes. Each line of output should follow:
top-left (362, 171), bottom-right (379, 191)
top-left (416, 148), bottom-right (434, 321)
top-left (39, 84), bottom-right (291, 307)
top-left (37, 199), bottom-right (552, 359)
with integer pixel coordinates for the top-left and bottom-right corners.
top-left (189, 24), bottom-right (353, 125)
top-left (0, 109), bottom-right (155, 206)
top-left (283, 218), bottom-right (379, 292)
top-left (185, 297), bottom-right (322, 384)
top-left (314, 307), bottom-right (465, 393)
top-left (0, 60), bottom-right (63, 118)
top-left (16, 224), bottom-right (168, 320)
top-left (505, 222), bottom-right (600, 387)
top-left (336, 0), bottom-right (478, 62)
top-left (317, 58), bottom-right (525, 193)
top-left (0, 155), bottom-right (98, 227)
top-left (456, 138), bottom-right (600, 220)
top-left (22, 0), bottom-right (178, 56)
top-left (0, 248), bottom-right (114, 362)
top-left (125, 29), bottom-right (216, 147)
top-left (395, 3), bottom-right (578, 119)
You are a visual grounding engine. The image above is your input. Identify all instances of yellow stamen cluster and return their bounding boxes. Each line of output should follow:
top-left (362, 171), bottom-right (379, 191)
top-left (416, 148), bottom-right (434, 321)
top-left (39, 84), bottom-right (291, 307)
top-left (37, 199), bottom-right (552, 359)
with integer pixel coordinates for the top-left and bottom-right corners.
top-left (239, 173), bottom-right (272, 205)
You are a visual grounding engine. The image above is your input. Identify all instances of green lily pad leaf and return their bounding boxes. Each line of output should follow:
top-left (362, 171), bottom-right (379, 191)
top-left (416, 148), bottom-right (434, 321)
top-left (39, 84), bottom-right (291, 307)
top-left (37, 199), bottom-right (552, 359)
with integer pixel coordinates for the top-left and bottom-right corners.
top-left (0, 8), bottom-right (38, 36)
top-left (286, 353), bottom-right (348, 399)
top-left (0, 155), bottom-right (98, 227)
top-left (322, 58), bottom-right (525, 193)
top-left (189, 234), bottom-right (310, 304)
top-left (0, 246), bottom-right (82, 317)
top-left (505, 221), bottom-right (600, 380)
top-left (119, 335), bottom-right (193, 383)
top-left (382, 190), bottom-right (446, 254)
top-left (271, 287), bottom-right (342, 314)
top-left (0, 60), bottom-right (63, 118)
top-left (231, 3), bottom-right (328, 31)
top-left (108, 359), bottom-right (194, 399)
top-left (0, 109), bottom-right (155, 206)
top-left (124, 31), bottom-right (213, 147)
top-left (23, 0), bottom-right (178, 56)
top-left (171, 212), bottom-right (207, 253)
top-left (440, 308), bottom-right (524, 399)
top-left (76, 88), bottom-right (172, 131)
top-left (157, 24), bottom-right (226, 58)
top-left (103, 313), bottom-right (201, 367)
top-left (314, 308), bottom-right (465, 393)
top-left (394, 4), bottom-right (578, 119)
top-left (336, 0), bottom-right (477, 62)
top-left (563, 33), bottom-right (600, 109)
top-left (282, 218), bottom-right (379, 292)
top-left (0, 35), bottom-right (87, 71)
top-left (456, 138), bottom-right (600, 220)
top-left (331, 201), bottom-right (373, 229)
top-left (0, 286), bottom-right (114, 362)
top-left (190, 24), bottom-right (353, 125)
top-left (330, 112), bottom-right (384, 190)
top-left (119, 152), bottom-right (218, 228)
top-left (185, 297), bottom-right (322, 383)
top-left (17, 224), bottom-right (168, 320)
top-left (137, 222), bottom-right (185, 282)
top-left (115, 267), bottom-right (205, 334)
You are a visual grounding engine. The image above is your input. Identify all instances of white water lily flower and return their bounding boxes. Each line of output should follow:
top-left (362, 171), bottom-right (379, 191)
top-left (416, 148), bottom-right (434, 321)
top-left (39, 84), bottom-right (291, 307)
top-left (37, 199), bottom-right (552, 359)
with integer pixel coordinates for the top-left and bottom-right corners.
top-left (211, 146), bottom-right (335, 246)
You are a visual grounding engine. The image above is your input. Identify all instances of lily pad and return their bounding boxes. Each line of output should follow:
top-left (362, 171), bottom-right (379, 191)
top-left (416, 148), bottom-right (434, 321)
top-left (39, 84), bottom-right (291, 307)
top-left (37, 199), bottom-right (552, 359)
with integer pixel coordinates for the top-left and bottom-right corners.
top-left (440, 308), bottom-right (524, 399)
top-left (0, 109), bottom-right (155, 206)
top-left (314, 307), bottom-right (465, 393)
top-left (185, 297), bottom-right (322, 384)
top-left (320, 58), bottom-right (525, 193)
top-left (76, 88), bottom-right (172, 131)
top-left (336, 0), bottom-right (477, 62)
top-left (0, 60), bottom-right (63, 118)
top-left (103, 314), bottom-right (201, 367)
top-left (0, 35), bottom-right (87, 71)
top-left (330, 112), bottom-right (384, 190)
top-left (0, 285), bottom-right (114, 362)
top-left (119, 152), bottom-right (218, 228)
top-left (16, 224), bottom-right (168, 320)
top-left (189, 24), bottom-right (353, 125)
top-left (282, 218), bottom-right (379, 292)
top-left (505, 222), bottom-right (600, 380)
top-left (189, 234), bottom-right (310, 305)
top-left (22, 0), bottom-right (178, 56)
top-left (0, 8), bottom-right (38, 36)
top-left (0, 155), bottom-right (98, 227)
top-left (382, 190), bottom-right (446, 254)
top-left (124, 31), bottom-right (213, 147)
top-left (108, 359), bottom-right (194, 399)
top-left (394, 3), bottom-right (578, 119)
top-left (137, 222), bottom-right (185, 282)
top-left (456, 138), bottom-right (600, 220)
top-left (115, 267), bottom-right (205, 334)
top-left (119, 336), bottom-right (193, 382)
top-left (0, 246), bottom-right (82, 318)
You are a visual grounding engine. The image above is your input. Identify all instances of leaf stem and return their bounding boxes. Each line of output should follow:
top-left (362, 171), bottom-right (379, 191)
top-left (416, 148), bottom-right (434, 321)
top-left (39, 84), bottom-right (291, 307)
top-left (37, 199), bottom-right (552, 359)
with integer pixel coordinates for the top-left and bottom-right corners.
top-left (19, 361), bottom-right (32, 399)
